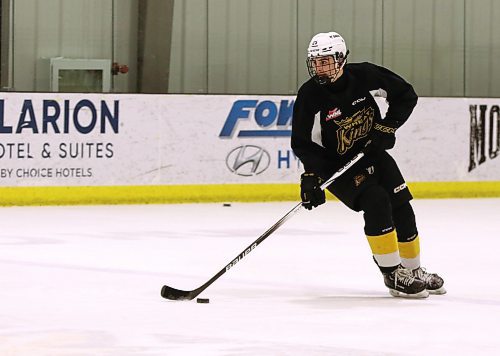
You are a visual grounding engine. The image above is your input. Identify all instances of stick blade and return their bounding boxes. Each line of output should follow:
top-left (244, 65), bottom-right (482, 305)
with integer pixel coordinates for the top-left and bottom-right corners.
top-left (160, 285), bottom-right (196, 301)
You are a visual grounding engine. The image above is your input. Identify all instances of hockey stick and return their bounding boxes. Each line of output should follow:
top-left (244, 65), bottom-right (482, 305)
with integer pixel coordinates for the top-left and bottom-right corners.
top-left (161, 152), bottom-right (364, 300)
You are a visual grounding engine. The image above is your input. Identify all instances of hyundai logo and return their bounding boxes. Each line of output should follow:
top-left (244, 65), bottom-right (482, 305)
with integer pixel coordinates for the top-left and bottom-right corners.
top-left (226, 145), bottom-right (271, 176)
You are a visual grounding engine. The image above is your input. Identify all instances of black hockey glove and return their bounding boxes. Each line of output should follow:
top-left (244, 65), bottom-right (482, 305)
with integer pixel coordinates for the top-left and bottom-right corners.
top-left (363, 122), bottom-right (398, 158)
top-left (300, 172), bottom-right (326, 210)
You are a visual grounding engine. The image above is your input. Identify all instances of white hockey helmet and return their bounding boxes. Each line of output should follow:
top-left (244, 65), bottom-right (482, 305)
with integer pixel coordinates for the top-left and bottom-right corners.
top-left (307, 32), bottom-right (347, 59)
top-left (306, 32), bottom-right (349, 84)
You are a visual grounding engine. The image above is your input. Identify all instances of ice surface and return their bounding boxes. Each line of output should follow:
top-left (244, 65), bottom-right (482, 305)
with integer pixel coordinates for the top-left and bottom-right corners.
top-left (1, 199), bottom-right (500, 355)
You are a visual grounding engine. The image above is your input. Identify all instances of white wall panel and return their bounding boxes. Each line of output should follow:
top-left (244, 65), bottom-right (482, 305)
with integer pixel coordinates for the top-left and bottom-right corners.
top-left (466, 0), bottom-right (500, 97)
top-left (207, 0), bottom-right (297, 94)
top-left (383, 0), bottom-right (465, 97)
top-left (4, 0), bottom-right (500, 97)
top-left (13, 0), bottom-right (112, 91)
top-left (168, 0), bottom-right (208, 93)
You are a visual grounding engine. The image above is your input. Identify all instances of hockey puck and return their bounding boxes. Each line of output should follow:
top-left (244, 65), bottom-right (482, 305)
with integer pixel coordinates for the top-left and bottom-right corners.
top-left (196, 298), bottom-right (210, 304)
top-left (223, 203), bottom-right (231, 207)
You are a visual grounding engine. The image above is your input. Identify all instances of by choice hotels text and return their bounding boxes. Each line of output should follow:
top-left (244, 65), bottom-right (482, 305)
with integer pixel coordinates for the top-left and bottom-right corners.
top-left (1, 167), bottom-right (93, 179)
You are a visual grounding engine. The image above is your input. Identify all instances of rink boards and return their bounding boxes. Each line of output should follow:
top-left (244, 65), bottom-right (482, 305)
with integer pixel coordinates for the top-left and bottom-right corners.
top-left (0, 93), bottom-right (499, 205)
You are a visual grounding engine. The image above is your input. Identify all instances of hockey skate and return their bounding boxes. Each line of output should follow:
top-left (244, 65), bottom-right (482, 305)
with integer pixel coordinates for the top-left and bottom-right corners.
top-left (383, 265), bottom-right (429, 298)
top-left (412, 267), bottom-right (446, 295)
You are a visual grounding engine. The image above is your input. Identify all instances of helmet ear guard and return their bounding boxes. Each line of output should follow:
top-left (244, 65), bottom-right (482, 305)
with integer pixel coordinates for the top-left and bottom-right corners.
top-left (334, 49), bottom-right (349, 61)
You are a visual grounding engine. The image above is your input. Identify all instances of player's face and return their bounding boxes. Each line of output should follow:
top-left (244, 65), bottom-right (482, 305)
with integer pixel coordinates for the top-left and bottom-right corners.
top-left (309, 55), bottom-right (343, 83)
top-left (311, 56), bottom-right (337, 76)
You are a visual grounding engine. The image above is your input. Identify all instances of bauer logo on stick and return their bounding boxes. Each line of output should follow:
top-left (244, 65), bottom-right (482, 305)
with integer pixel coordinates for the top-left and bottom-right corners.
top-left (225, 243), bottom-right (257, 271)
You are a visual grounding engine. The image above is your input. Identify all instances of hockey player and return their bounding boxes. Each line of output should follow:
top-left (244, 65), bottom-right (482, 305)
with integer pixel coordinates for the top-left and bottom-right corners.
top-left (291, 32), bottom-right (445, 298)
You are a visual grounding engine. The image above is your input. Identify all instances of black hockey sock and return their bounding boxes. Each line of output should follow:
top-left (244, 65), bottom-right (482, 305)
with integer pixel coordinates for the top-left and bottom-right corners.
top-left (358, 185), bottom-right (394, 236)
top-left (392, 202), bottom-right (418, 242)
top-left (358, 186), bottom-right (400, 273)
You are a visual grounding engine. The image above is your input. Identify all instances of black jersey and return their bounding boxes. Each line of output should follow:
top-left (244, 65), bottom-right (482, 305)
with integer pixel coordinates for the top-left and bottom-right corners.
top-left (291, 62), bottom-right (418, 178)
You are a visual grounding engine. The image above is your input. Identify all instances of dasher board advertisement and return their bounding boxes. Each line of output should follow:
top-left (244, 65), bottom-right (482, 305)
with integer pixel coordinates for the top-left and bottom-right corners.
top-left (0, 93), bottom-right (498, 187)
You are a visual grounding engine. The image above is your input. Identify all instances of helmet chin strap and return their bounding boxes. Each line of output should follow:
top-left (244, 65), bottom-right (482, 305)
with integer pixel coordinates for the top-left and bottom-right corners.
top-left (316, 74), bottom-right (332, 85)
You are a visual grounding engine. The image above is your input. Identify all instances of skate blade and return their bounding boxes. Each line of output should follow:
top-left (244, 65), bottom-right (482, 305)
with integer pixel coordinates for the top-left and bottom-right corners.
top-left (428, 287), bottom-right (446, 295)
top-left (389, 289), bottom-right (429, 299)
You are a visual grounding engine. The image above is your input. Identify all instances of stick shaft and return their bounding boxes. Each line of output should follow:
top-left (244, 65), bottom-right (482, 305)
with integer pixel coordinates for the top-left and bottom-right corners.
top-left (161, 153), bottom-right (364, 300)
